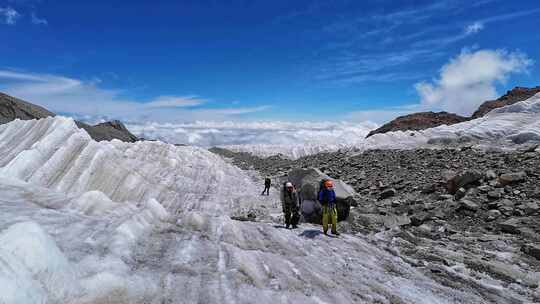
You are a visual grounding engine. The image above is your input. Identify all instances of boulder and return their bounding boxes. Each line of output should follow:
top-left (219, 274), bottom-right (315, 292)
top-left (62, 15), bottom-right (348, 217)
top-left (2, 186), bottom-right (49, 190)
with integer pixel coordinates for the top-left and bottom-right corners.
top-left (460, 199), bottom-right (479, 212)
top-left (454, 187), bottom-right (467, 200)
top-left (524, 202), bottom-right (539, 215)
top-left (410, 212), bottom-right (430, 226)
top-left (498, 171), bottom-right (527, 186)
top-left (287, 168), bottom-right (355, 223)
top-left (498, 218), bottom-right (521, 234)
top-left (485, 170), bottom-right (498, 180)
top-left (379, 188), bottom-right (397, 200)
top-left (446, 170), bottom-right (483, 194)
top-left (486, 210), bottom-right (501, 221)
top-left (487, 188), bottom-right (504, 200)
top-left (383, 214), bottom-right (411, 229)
top-left (521, 244), bottom-right (540, 261)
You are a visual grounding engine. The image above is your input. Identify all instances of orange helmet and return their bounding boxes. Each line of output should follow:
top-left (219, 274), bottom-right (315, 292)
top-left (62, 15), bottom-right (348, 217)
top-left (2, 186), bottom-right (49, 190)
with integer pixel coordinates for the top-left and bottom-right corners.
top-left (324, 180), bottom-right (334, 188)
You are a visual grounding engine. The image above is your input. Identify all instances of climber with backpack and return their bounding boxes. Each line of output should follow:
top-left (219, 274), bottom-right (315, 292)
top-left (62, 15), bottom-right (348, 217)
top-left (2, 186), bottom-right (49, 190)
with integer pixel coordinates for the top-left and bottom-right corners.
top-left (318, 179), bottom-right (339, 235)
top-left (281, 182), bottom-right (300, 229)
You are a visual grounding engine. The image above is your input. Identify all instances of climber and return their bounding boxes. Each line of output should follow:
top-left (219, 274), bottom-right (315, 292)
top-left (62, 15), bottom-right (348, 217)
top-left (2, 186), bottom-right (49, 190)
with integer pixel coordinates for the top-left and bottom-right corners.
top-left (318, 179), bottom-right (339, 235)
top-left (261, 177), bottom-right (271, 196)
top-left (281, 182), bottom-right (300, 229)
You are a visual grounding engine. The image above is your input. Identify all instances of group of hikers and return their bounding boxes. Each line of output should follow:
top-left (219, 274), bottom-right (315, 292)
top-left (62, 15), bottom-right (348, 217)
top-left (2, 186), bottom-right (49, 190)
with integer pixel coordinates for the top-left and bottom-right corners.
top-left (262, 177), bottom-right (339, 236)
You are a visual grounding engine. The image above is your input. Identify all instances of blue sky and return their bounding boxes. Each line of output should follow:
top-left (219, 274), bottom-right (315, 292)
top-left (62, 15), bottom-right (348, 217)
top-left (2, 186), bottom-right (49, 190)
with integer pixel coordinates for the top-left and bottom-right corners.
top-left (1, 0), bottom-right (539, 124)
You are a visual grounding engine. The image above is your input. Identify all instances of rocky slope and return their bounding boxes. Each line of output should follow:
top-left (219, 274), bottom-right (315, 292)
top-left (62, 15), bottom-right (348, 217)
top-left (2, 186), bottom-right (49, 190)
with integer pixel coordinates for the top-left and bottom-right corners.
top-left (366, 112), bottom-right (469, 138)
top-left (75, 120), bottom-right (139, 142)
top-left (212, 146), bottom-right (540, 301)
top-left (366, 86), bottom-right (540, 138)
top-left (0, 92), bottom-right (138, 142)
top-left (472, 86), bottom-right (540, 119)
top-left (0, 92), bottom-right (55, 124)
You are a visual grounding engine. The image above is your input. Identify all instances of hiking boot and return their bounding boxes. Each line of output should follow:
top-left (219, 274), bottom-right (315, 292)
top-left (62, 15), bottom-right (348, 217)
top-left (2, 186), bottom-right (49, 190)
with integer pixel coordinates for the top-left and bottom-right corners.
top-left (292, 225), bottom-right (298, 229)
top-left (286, 224), bottom-right (290, 229)
top-left (331, 231), bottom-right (340, 236)
top-left (323, 230), bottom-right (328, 235)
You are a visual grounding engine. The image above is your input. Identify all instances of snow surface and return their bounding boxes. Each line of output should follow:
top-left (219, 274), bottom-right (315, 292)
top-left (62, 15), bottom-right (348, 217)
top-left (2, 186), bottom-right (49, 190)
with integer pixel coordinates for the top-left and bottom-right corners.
top-left (225, 93), bottom-right (540, 159)
top-left (0, 116), bottom-right (527, 303)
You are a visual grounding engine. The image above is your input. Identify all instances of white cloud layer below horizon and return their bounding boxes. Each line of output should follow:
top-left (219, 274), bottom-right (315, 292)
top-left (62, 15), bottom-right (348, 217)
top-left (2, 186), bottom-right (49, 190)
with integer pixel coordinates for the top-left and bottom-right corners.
top-left (127, 120), bottom-right (378, 147)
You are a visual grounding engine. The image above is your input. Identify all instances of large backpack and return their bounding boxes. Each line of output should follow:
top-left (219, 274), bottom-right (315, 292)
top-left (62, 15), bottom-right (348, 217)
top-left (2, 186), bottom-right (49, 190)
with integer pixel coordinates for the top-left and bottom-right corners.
top-left (318, 178), bottom-right (330, 198)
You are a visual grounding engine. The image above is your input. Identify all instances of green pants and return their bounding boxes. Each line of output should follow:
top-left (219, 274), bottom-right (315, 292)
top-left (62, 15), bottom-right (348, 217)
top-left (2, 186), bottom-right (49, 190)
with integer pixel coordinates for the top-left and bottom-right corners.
top-left (322, 205), bottom-right (338, 233)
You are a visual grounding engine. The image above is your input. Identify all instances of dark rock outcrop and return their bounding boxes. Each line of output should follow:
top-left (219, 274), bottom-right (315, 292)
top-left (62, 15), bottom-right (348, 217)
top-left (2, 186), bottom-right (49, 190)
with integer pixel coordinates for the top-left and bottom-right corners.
top-left (366, 86), bottom-right (540, 138)
top-left (76, 120), bottom-right (138, 142)
top-left (0, 92), bottom-right (138, 143)
top-left (472, 86), bottom-right (540, 119)
top-left (0, 92), bottom-right (55, 123)
top-left (366, 112), bottom-right (469, 138)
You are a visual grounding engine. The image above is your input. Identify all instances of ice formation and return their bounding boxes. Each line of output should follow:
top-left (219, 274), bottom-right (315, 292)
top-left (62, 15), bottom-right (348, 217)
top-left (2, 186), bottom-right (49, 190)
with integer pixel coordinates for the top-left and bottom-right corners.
top-left (0, 116), bottom-right (529, 303)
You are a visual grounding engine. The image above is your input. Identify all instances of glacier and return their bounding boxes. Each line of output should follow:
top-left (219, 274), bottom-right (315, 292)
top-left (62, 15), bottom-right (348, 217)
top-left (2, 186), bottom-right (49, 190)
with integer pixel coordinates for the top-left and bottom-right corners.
top-left (224, 93), bottom-right (540, 159)
top-left (0, 116), bottom-right (529, 303)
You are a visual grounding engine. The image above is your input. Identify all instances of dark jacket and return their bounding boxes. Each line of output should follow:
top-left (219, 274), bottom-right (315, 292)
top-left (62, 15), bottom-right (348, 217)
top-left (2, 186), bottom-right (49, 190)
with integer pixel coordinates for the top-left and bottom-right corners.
top-left (264, 178), bottom-right (271, 187)
top-left (281, 188), bottom-right (299, 209)
top-left (318, 188), bottom-right (336, 207)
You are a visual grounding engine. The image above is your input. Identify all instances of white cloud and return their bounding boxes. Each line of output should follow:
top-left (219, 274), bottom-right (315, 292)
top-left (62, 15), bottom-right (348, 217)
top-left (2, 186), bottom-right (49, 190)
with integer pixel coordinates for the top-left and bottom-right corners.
top-left (0, 70), bottom-right (269, 123)
top-left (0, 7), bottom-right (21, 25)
top-left (127, 120), bottom-right (378, 147)
top-left (465, 22), bottom-right (484, 34)
top-left (415, 49), bottom-right (533, 115)
top-left (143, 96), bottom-right (205, 108)
top-left (31, 12), bottom-right (47, 25)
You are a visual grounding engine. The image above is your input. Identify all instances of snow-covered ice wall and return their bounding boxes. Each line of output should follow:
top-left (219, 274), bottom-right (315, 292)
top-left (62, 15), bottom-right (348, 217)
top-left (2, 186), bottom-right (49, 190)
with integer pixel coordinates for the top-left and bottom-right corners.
top-left (0, 116), bottom-right (530, 303)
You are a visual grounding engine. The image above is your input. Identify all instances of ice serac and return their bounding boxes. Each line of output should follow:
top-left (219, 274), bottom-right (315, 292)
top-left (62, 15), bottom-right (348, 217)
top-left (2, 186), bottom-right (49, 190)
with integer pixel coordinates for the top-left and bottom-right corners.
top-left (0, 116), bottom-right (530, 303)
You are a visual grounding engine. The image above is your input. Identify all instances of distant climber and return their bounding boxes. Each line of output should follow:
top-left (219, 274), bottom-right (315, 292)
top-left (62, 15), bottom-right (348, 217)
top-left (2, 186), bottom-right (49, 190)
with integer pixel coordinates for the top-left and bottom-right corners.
top-left (281, 182), bottom-right (300, 229)
top-left (318, 179), bottom-right (339, 235)
top-left (261, 177), bottom-right (271, 196)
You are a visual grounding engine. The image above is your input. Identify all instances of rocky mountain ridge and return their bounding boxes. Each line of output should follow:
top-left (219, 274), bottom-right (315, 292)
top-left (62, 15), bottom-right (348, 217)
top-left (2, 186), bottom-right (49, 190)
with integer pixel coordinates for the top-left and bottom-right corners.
top-left (366, 111), bottom-right (469, 138)
top-left (366, 86), bottom-right (540, 137)
top-left (0, 92), bottom-right (138, 142)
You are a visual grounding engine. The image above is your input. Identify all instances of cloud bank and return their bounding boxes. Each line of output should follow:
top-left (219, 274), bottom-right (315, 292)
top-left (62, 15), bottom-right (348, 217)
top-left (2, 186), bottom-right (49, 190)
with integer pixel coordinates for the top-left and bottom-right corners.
top-left (127, 120), bottom-right (377, 147)
top-left (415, 49), bottom-right (533, 115)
